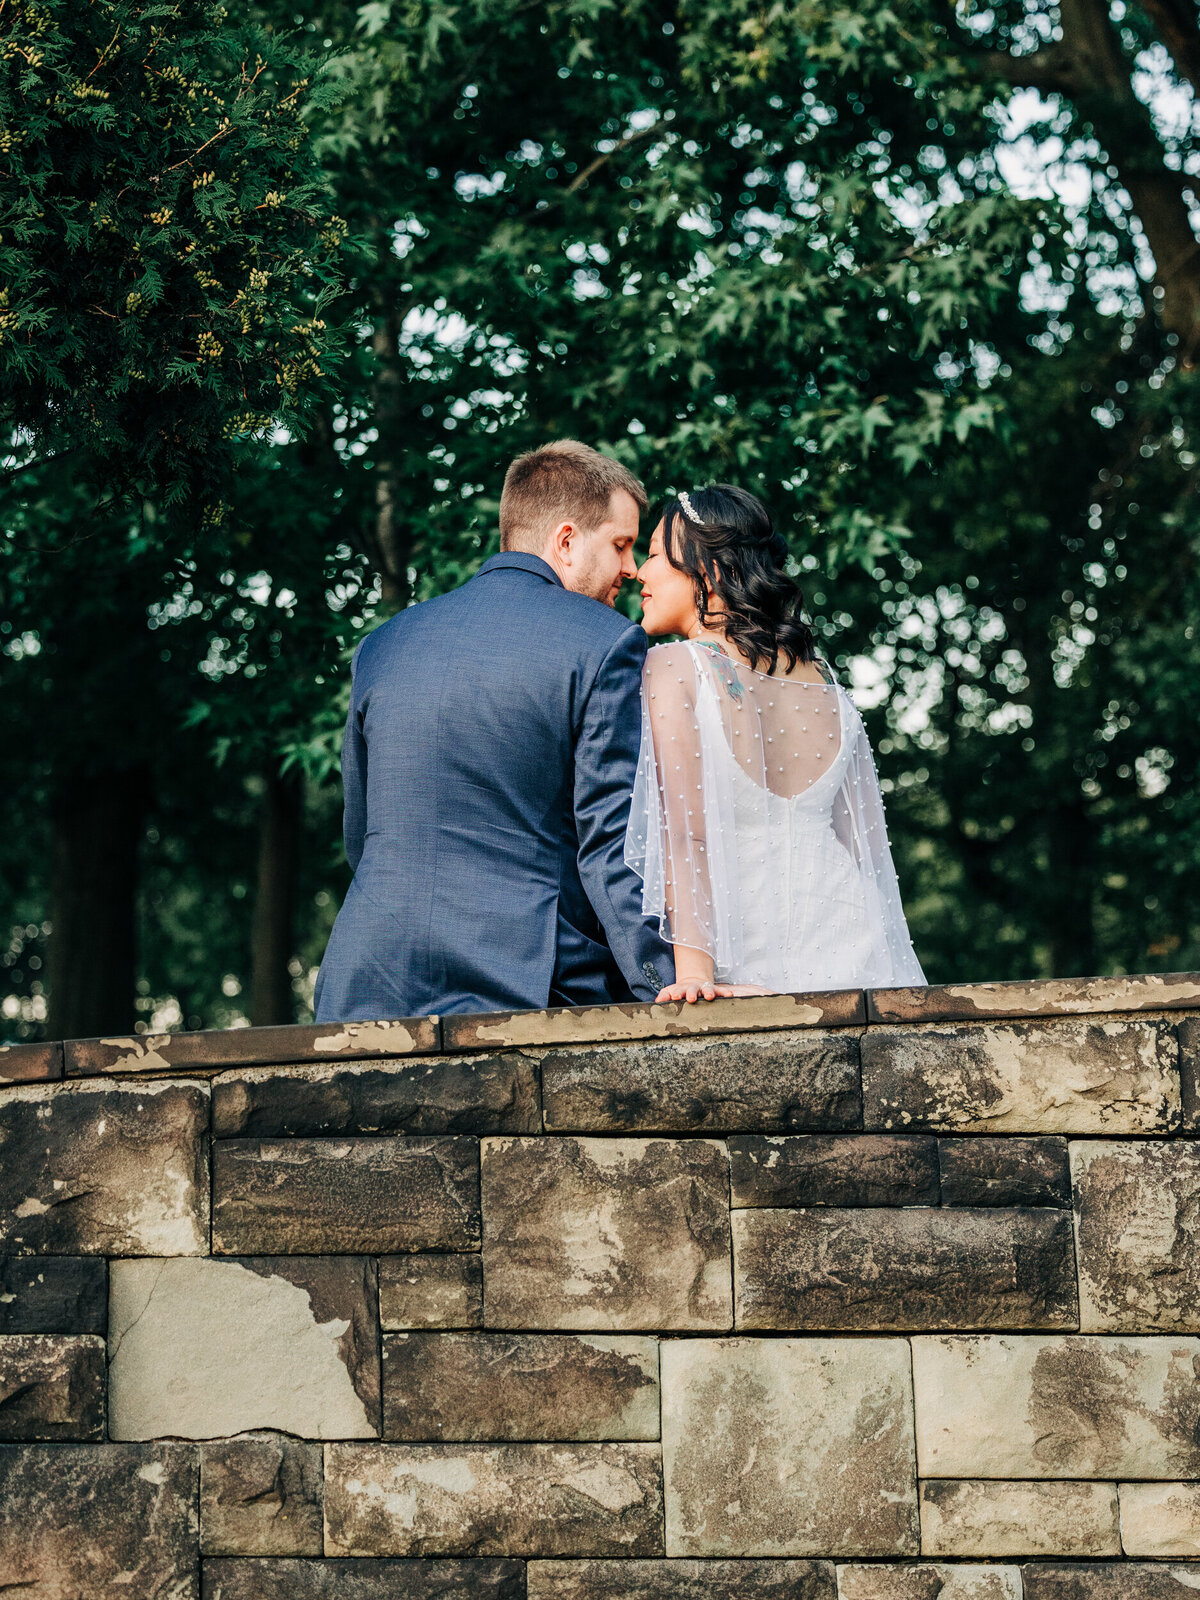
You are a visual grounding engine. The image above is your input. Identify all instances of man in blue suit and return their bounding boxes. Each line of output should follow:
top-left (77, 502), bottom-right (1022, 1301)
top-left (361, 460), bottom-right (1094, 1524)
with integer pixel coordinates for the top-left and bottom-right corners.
top-left (314, 440), bottom-right (675, 1020)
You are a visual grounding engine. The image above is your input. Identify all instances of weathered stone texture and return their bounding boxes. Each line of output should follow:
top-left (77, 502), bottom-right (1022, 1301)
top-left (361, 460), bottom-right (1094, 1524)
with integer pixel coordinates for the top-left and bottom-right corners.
top-left (1180, 1017), bottom-right (1199, 1130)
top-left (728, 1134), bottom-right (938, 1208)
top-left (912, 1334), bottom-right (1200, 1479)
top-left (445, 990), bottom-right (864, 1052)
top-left (1073, 1139), bottom-right (1200, 1331)
top-left (734, 1207), bottom-right (1077, 1330)
top-left (324, 1442), bottom-right (664, 1557)
top-left (481, 1137), bottom-right (731, 1330)
top-left (836, 1568), bottom-right (1022, 1600)
top-left (213, 1135), bottom-right (480, 1255)
top-left (528, 1559), bottom-right (837, 1598)
top-left (0, 1255), bottom-right (107, 1332)
top-left (1021, 1564), bottom-right (1200, 1599)
top-left (918, 1479), bottom-right (1120, 1558)
top-left (380, 1254), bottom-right (483, 1330)
top-left (0, 1441), bottom-right (198, 1598)
top-left (541, 1031), bottom-right (860, 1134)
top-left (201, 1434), bottom-right (323, 1556)
top-left (0, 1039), bottom-right (61, 1083)
top-left (1119, 1482), bottom-right (1200, 1557)
top-left (938, 1136), bottom-right (1071, 1207)
top-left (211, 1054), bottom-right (538, 1138)
top-left (861, 1020), bottom-right (1179, 1134)
top-left (383, 1332), bottom-right (659, 1441)
top-left (0, 1333), bottom-right (105, 1440)
top-left (869, 972), bottom-right (1200, 1023)
top-left (0, 1078), bottom-right (209, 1255)
top-left (661, 1337), bottom-right (918, 1558)
top-left (109, 1256), bottom-right (380, 1439)
top-left (66, 1016), bottom-right (439, 1075)
top-left (202, 1557), bottom-right (526, 1598)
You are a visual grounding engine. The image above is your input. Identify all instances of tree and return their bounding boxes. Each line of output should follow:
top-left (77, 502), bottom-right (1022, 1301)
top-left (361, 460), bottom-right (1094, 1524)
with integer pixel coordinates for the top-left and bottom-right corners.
top-left (854, 0), bottom-right (1200, 979)
top-left (1, 0), bottom-right (353, 1035)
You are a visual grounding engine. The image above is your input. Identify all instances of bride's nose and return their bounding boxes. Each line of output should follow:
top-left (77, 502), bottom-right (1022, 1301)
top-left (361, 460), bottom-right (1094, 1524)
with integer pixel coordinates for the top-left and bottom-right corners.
top-left (636, 557), bottom-right (649, 582)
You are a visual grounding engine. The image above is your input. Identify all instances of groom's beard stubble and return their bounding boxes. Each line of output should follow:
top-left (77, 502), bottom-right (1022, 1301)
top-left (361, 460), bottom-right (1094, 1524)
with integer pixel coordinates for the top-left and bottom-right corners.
top-left (572, 551), bottom-right (623, 608)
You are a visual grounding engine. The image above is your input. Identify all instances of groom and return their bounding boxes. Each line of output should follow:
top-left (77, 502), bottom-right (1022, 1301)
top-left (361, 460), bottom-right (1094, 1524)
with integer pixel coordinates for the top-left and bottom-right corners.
top-left (314, 440), bottom-right (675, 1021)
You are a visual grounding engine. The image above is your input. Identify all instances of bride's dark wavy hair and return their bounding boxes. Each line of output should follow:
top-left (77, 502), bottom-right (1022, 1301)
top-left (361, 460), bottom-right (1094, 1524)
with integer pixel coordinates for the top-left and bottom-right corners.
top-left (661, 484), bottom-right (816, 674)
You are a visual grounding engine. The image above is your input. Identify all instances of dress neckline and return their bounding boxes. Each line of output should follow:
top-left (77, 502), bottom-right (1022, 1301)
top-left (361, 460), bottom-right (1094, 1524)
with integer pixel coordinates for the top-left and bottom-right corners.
top-left (689, 637), bottom-right (837, 689)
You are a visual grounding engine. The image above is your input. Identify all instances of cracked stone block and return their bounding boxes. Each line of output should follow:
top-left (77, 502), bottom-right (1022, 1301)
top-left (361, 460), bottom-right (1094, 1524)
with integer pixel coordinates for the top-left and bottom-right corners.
top-left (734, 1207), bottom-right (1077, 1330)
top-left (383, 1332), bottom-right (659, 1441)
top-left (541, 1031), bottom-right (860, 1133)
top-left (444, 991), bottom-right (865, 1052)
top-left (912, 1334), bottom-right (1200, 1479)
top-left (919, 1480), bottom-right (1120, 1559)
top-left (1180, 1018), bottom-right (1200, 1130)
top-left (212, 1136), bottom-right (480, 1255)
top-left (861, 1020), bottom-right (1179, 1134)
top-left (380, 1254), bottom-right (483, 1330)
top-left (1021, 1563), bottom-right (1200, 1598)
top-left (200, 1434), bottom-right (323, 1557)
top-left (324, 1441), bottom-right (664, 1557)
top-left (527, 1559), bottom-right (838, 1598)
top-left (201, 1557), bottom-right (527, 1598)
top-left (0, 1256), bottom-right (106, 1332)
top-left (481, 1137), bottom-right (731, 1331)
top-left (868, 974), bottom-right (1200, 1024)
top-left (0, 1078), bottom-right (209, 1255)
top-left (836, 1567), bottom-right (1022, 1600)
top-left (0, 1441), bottom-right (198, 1598)
top-left (0, 1040), bottom-right (61, 1083)
top-left (661, 1336), bottom-right (918, 1558)
top-left (109, 1256), bottom-right (380, 1439)
top-left (66, 1016), bottom-right (440, 1076)
top-left (0, 1333), bottom-right (105, 1440)
top-left (211, 1054), bottom-right (539, 1138)
top-left (938, 1136), bottom-right (1071, 1208)
top-left (1072, 1140), bottom-right (1200, 1331)
top-left (1119, 1483), bottom-right (1200, 1558)
top-left (728, 1134), bottom-right (938, 1208)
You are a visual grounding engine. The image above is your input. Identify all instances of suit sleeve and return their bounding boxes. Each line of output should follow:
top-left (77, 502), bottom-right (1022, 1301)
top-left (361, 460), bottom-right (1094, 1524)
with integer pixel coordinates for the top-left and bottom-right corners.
top-left (574, 625), bottom-right (677, 1000)
top-left (341, 644), bottom-right (368, 875)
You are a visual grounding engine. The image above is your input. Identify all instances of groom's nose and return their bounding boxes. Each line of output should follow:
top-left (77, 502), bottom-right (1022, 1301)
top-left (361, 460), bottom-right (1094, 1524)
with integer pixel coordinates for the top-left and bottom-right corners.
top-left (620, 546), bottom-right (639, 582)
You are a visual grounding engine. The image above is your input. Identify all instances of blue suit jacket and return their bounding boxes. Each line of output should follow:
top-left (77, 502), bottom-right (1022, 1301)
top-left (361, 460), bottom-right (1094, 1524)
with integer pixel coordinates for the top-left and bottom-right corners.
top-left (314, 552), bottom-right (676, 1020)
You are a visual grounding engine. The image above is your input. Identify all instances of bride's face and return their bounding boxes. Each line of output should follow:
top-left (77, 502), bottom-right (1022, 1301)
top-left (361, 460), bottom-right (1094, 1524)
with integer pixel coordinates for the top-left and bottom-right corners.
top-left (637, 519), bottom-right (700, 637)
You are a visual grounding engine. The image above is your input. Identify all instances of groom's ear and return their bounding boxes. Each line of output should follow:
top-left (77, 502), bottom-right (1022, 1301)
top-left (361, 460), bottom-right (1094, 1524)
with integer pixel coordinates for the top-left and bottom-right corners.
top-left (547, 518), bottom-right (577, 566)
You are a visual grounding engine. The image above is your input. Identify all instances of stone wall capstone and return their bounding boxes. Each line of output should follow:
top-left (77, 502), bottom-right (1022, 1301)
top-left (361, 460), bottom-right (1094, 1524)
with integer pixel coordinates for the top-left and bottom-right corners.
top-left (3, 971), bottom-right (1200, 1597)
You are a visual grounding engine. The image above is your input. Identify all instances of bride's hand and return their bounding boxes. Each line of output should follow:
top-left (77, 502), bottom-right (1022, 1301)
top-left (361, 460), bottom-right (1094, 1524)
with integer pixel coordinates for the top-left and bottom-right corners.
top-left (654, 981), bottom-right (775, 1004)
top-left (655, 979), bottom-right (720, 1004)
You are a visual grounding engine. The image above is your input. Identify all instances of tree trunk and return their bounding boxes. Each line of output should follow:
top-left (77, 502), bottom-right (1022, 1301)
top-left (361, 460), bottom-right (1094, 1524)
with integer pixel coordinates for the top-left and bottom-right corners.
top-left (249, 769), bottom-right (302, 1027)
top-left (47, 766), bottom-right (148, 1039)
top-left (1045, 796), bottom-right (1098, 978)
top-left (964, 0), bottom-right (1200, 353)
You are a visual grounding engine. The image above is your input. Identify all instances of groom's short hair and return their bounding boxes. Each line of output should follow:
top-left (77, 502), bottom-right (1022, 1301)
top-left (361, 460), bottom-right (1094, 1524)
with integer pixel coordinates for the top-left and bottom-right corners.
top-left (499, 440), bottom-right (647, 553)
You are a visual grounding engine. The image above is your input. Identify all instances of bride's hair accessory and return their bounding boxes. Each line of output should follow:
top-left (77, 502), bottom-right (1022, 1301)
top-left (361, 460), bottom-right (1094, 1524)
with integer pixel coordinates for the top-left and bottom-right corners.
top-left (663, 483), bottom-right (816, 675)
top-left (677, 490), bottom-right (707, 526)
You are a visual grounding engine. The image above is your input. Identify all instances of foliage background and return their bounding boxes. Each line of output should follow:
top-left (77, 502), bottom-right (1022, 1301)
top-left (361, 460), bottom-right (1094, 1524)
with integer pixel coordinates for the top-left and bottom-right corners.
top-left (2, 0), bottom-right (1197, 1038)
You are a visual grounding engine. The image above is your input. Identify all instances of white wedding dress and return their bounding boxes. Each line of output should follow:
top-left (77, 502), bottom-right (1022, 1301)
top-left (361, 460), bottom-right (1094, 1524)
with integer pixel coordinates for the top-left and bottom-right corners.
top-left (625, 639), bottom-right (925, 991)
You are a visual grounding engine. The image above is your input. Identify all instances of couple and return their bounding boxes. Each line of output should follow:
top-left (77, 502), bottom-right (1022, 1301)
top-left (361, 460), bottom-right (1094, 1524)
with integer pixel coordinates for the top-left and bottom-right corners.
top-left (314, 440), bottom-right (924, 1023)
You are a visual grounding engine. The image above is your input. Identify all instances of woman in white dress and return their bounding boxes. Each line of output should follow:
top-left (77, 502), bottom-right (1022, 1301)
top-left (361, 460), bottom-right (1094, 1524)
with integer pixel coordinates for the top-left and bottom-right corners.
top-left (625, 484), bottom-right (926, 1004)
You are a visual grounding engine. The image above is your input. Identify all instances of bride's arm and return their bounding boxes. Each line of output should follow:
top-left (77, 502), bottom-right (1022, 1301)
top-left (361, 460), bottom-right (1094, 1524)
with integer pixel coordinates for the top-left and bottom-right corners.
top-left (629, 645), bottom-right (768, 1003)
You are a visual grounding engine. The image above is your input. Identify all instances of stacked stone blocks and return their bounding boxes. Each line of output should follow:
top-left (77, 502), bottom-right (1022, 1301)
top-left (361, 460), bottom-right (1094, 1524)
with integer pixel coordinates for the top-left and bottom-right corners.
top-left (2, 973), bottom-right (1200, 1596)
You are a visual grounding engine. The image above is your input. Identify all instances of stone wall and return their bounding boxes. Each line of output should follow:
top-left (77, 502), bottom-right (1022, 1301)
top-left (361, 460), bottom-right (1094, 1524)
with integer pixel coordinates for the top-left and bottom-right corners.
top-left (3, 972), bottom-right (1200, 1598)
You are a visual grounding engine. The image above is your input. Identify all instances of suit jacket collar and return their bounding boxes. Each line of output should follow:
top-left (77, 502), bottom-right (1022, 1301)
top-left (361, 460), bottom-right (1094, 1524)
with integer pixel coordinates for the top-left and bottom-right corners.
top-left (475, 551), bottom-right (563, 588)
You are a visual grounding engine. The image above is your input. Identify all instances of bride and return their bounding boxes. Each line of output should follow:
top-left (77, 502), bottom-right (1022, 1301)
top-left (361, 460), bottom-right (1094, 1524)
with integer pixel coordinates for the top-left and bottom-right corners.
top-left (624, 483), bottom-right (926, 1004)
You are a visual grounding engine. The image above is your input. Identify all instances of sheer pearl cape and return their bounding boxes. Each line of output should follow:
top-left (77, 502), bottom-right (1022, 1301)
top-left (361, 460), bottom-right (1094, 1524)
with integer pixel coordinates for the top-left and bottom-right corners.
top-left (624, 639), bottom-right (926, 991)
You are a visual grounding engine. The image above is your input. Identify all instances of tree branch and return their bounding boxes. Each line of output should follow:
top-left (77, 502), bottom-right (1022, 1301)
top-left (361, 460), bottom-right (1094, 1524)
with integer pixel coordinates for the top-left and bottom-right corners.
top-left (974, 42), bottom-right (1081, 96)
